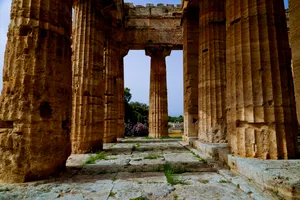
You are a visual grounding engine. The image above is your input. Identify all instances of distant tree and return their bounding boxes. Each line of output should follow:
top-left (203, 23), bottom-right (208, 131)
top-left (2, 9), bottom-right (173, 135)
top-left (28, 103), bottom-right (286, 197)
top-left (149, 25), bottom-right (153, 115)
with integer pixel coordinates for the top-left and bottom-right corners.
top-left (124, 87), bottom-right (132, 103)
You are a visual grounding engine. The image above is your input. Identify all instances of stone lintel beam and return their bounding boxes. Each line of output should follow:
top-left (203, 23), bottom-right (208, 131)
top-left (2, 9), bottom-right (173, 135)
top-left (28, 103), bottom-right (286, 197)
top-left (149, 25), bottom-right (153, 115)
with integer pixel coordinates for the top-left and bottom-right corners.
top-left (146, 46), bottom-right (171, 138)
top-left (226, 0), bottom-right (298, 159)
top-left (0, 0), bottom-right (73, 183)
top-left (71, 0), bottom-right (105, 153)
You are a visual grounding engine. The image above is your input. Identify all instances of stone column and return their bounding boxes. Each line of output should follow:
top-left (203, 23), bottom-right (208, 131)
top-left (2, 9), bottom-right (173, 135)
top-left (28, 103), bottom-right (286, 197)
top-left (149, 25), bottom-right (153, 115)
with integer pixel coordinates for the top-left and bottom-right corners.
top-left (103, 37), bottom-right (119, 143)
top-left (146, 47), bottom-right (171, 138)
top-left (226, 0), bottom-right (298, 159)
top-left (290, 0), bottom-right (300, 122)
top-left (182, 7), bottom-right (199, 144)
top-left (0, 0), bottom-right (72, 183)
top-left (198, 0), bottom-right (227, 143)
top-left (117, 47), bottom-right (129, 138)
top-left (71, 0), bottom-right (105, 153)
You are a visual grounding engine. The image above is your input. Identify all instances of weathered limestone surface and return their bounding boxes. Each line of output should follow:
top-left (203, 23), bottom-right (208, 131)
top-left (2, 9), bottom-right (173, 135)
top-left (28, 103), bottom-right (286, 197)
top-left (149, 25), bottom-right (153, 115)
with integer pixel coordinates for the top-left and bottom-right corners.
top-left (226, 0), bottom-right (298, 159)
top-left (146, 47), bottom-right (171, 138)
top-left (290, 0), bottom-right (300, 122)
top-left (182, 7), bottom-right (199, 143)
top-left (71, 0), bottom-right (105, 153)
top-left (124, 4), bottom-right (182, 50)
top-left (198, 0), bottom-right (227, 143)
top-left (0, 0), bottom-right (73, 183)
top-left (117, 47), bottom-right (129, 138)
top-left (103, 37), bottom-right (119, 143)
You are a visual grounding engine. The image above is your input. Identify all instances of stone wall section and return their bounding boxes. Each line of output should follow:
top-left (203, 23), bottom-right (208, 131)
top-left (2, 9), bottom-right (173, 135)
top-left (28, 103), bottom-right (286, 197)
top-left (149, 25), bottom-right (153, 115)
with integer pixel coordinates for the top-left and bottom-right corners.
top-left (0, 0), bottom-right (73, 183)
top-left (71, 0), bottom-right (105, 153)
top-left (226, 0), bottom-right (298, 159)
top-left (198, 0), bottom-right (227, 143)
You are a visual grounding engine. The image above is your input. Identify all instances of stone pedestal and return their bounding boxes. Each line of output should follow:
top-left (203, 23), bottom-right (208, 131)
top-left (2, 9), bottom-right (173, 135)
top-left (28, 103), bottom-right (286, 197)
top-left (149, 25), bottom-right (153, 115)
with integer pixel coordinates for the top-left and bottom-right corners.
top-left (226, 0), bottom-right (298, 159)
top-left (0, 0), bottom-right (73, 183)
top-left (198, 0), bottom-right (227, 143)
top-left (117, 47), bottom-right (129, 138)
top-left (146, 47), bottom-right (171, 138)
top-left (103, 37), bottom-right (118, 143)
top-left (290, 0), bottom-right (300, 123)
top-left (182, 7), bottom-right (199, 143)
top-left (71, 0), bottom-right (105, 153)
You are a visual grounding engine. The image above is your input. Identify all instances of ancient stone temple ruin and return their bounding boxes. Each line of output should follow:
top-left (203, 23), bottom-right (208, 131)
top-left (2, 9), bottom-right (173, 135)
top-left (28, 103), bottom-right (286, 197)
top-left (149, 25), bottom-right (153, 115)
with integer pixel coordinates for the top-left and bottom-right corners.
top-left (0, 0), bottom-right (299, 199)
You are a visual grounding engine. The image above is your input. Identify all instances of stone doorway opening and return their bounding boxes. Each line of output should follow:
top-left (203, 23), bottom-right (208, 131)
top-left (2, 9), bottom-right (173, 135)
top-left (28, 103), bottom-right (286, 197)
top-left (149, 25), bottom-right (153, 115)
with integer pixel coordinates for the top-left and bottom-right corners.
top-left (124, 50), bottom-right (183, 139)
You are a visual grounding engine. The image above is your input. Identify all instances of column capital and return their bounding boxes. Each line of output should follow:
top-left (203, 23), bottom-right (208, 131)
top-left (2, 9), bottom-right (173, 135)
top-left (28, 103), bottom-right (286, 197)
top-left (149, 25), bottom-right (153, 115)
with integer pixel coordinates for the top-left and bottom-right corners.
top-left (119, 45), bottom-right (129, 58)
top-left (145, 46), bottom-right (172, 58)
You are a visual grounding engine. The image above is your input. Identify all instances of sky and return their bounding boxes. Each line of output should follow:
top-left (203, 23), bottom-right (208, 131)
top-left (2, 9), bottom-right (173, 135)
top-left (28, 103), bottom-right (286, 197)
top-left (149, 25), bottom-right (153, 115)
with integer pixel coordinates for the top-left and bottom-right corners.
top-left (0, 0), bottom-right (289, 117)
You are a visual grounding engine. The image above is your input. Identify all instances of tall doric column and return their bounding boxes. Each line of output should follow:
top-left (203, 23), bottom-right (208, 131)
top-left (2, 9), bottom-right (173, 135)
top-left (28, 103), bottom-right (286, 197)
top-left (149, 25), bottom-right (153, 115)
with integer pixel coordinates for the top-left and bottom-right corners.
top-left (290, 0), bottom-right (300, 122)
top-left (146, 47), bottom-right (171, 138)
top-left (117, 46), bottom-right (129, 138)
top-left (226, 0), bottom-right (298, 159)
top-left (71, 0), bottom-right (105, 153)
top-left (182, 7), bottom-right (199, 144)
top-left (198, 0), bottom-right (227, 143)
top-left (103, 37), bottom-right (118, 143)
top-left (0, 0), bottom-right (73, 183)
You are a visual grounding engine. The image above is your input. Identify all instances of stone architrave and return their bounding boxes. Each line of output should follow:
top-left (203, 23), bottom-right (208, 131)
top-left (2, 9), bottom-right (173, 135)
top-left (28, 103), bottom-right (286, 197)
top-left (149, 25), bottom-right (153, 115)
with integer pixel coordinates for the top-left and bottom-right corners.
top-left (226, 0), bottom-right (298, 159)
top-left (103, 37), bottom-right (119, 143)
top-left (71, 0), bottom-right (105, 153)
top-left (117, 46), bottom-right (129, 138)
top-left (146, 47), bottom-right (171, 138)
top-left (290, 0), bottom-right (300, 122)
top-left (198, 0), bottom-right (227, 143)
top-left (0, 0), bottom-right (73, 183)
top-left (182, 7), bottom-right (199, 144)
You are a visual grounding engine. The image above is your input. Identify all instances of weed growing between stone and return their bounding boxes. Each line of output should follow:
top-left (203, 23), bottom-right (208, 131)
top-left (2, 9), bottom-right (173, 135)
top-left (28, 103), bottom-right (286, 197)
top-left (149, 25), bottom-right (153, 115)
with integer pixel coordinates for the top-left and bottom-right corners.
top-left (109, 191), bottom-right (116, 197)
top-left (189, 150), bottom-right (207, 163)
top-left (129, 196), bottom-right (149, 200)
top-left (82, 152), bottom-right (116, 166)
top-left (164, 163), bottom-right (187, 185)
top-left (219, 179), bottom-right (228, 183)
top-left (144, 152), bottom-right (162, 159)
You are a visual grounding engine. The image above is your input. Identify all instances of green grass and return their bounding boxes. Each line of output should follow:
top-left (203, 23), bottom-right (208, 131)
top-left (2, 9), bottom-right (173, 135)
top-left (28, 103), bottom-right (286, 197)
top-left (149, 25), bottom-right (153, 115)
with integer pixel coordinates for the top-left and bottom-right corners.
top-left (198, 180), bottom-right (209, 184)
top-left (145, 136), bottom-right (153, 139)
top-left (164, 163), bottom-right (188, 185)
top-left (129, 196), bottom-right (148, 200)
top-left (219, 179), bottom-right (228, 183)
top-left (82, 152), bottom-right (115, 166)
top-left (144, 152), bottom-right (162, 159)
top-left (109, 191), bottom-right (116, 197)
top-left (173, 194), bottom-right (179, 200)
top-left (136, 143), bottom-right (140, 147)
top-left (189, 150), bottom-right (207, 163)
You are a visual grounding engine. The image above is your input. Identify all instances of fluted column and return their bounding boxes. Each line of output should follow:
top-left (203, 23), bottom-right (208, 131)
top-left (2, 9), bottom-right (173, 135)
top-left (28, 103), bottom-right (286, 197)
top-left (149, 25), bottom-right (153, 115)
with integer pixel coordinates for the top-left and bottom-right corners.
top-left (0, 0), bottom-right (72, 183)
top-left (117, 47), bottom-right (129, 138)
top-left (71, 0), bottom-right (105, 153)
top-left (146, 47), bottom-right (171, 138)
top-left (198, 0), bottom-right (227, 143)
top-left (103, 37), bottom-right (118, 143)
top-left (182, 7), bottom-right (199, 144)
top-left (290, 0), bottom-right (300, 122)
top-left (226, 0), bottom-right (298, 159)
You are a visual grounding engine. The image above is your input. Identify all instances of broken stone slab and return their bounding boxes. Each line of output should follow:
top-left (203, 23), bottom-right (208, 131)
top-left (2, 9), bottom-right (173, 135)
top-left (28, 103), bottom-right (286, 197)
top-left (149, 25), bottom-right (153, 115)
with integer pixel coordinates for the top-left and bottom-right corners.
top-left (228, 155), bottom-right (300, 200)
top-left (192, 141), bottom-right (230, 163)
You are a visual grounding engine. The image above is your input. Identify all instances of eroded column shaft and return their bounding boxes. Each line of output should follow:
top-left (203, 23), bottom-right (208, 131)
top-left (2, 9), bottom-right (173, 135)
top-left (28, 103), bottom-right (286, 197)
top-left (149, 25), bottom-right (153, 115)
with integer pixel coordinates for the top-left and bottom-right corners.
top-left (0, 0), bottom-right (73, 183)
top-left (198, 0), bottom-right (227, 143)
top-left (146, 47), bottom-right (171, 138)
top-left (103, 38), bottom-right (118, 143)
top-left (290, 0), bottom-right (300, 122)
top-left (183, 7), bottom-right (199, 143)
top-left (71, 0), bottom-right (105, 153)
top-left (117, 48), bottom-right (128, 138)
top-left (226, 0), bottom-right (298, 159)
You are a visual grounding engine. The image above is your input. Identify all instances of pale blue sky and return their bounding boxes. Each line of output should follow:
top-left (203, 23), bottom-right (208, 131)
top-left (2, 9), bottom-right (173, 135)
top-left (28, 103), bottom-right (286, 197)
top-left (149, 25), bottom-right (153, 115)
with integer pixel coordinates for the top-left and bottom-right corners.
top-left (0, 0), bottom-right (290, 117)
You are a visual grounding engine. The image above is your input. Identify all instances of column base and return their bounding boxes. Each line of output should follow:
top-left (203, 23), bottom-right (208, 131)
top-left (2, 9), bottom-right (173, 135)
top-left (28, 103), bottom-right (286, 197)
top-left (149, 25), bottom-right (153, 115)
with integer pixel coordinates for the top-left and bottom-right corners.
top-left (182, 136), bottom-right (198, 146)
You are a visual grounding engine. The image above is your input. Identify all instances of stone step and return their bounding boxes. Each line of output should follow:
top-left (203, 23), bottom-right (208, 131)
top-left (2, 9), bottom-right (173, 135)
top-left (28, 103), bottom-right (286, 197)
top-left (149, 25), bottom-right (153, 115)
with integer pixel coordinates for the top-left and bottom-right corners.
top-left (118, 137), bottom-right (182, 143)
